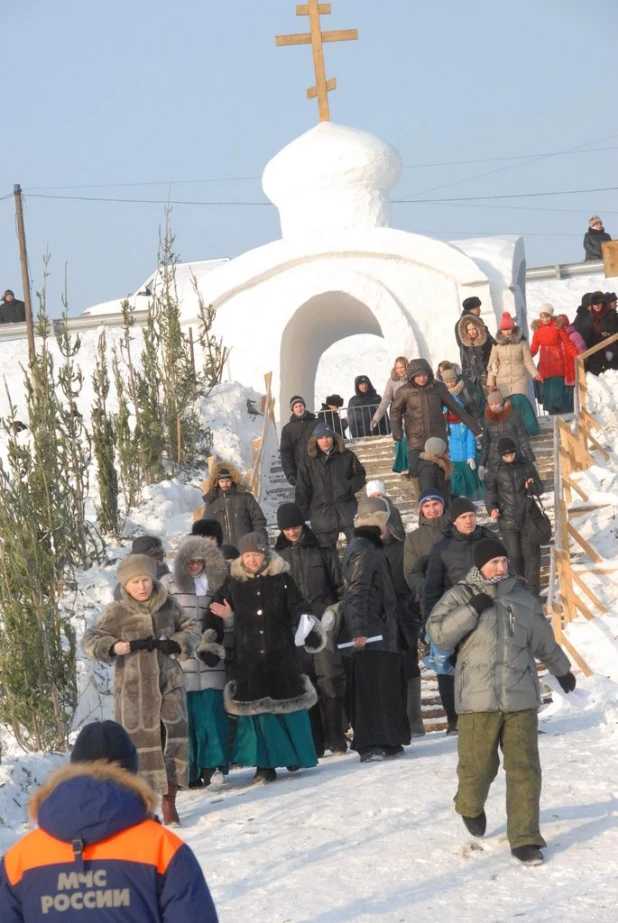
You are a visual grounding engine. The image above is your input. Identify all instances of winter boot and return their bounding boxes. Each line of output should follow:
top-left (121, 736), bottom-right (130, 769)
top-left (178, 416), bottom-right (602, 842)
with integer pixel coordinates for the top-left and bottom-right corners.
top-left (462, 811), bottom-right (486, 838)
top-left (252, 767), bottom-right (277, 785)
top-left (511, 845), bottom-right (544, 866)
top-left (201, 768), bottom-right (216, 787)
top-left (161, 784), bottom-right (180, 827)
top-left (324, 696), bottom-right (348, 755)
top-left (382, 745), bottom-right (404, 758)
top-left (359, 747), bottom-right (385, 763)
top-left (406, 676), bottom-right (426, 737)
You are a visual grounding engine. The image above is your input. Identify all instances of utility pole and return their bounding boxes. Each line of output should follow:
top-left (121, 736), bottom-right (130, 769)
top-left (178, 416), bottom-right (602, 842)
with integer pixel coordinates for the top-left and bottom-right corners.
top-left (13, 183), bottom-right (36, 366)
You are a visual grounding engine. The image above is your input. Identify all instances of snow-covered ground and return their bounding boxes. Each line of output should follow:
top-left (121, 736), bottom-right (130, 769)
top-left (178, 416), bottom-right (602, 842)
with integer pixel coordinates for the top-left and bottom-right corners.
top-left (1, 270), bottom-right (618, 921)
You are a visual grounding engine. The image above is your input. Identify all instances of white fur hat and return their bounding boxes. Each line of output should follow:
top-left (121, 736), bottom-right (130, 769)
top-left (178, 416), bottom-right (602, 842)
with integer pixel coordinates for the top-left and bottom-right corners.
top-left (538, 303), bottom-right (554, 316)
top-left (355, 497), bottom-right (390, 529)
top-left (366, 479), bottom-right (386, 497)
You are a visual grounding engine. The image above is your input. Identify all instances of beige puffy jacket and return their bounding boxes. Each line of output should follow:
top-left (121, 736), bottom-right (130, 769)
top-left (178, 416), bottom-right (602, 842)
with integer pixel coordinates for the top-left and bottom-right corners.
top-left (487, 329), bottom-right (539, 397)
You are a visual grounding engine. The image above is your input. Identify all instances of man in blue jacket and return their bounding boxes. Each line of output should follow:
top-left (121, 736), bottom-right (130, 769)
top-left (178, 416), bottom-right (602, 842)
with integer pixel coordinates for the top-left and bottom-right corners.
top-left (0, 720), bottom-right (219, 921)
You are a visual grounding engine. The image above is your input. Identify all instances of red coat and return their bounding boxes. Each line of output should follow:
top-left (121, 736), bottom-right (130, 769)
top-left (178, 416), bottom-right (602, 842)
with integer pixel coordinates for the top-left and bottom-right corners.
top-left (530, 317), bottom-right (576, 383)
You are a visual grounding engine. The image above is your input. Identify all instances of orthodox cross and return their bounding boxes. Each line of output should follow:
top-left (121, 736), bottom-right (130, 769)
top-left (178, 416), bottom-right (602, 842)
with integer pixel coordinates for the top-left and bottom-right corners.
top-left (275, 2), bottom-right (358, 122)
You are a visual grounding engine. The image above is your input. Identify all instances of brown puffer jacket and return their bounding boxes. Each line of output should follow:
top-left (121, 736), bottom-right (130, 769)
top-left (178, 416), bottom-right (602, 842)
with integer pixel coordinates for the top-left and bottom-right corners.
top-left (391, 359), bottom-right (481, 454)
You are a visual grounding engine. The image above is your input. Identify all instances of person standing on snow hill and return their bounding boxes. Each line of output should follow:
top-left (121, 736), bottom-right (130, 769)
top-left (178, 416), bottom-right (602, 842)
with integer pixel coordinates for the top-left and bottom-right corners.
top-left (211, 531), bottom-right (326, 785)
top-left (427, 537), bottom-right (575, 867)
top-left (197, 460), bottom-right (268, 548)
top-left (317, 394), bottom-right (348, 439)
top-left (82, 554), bottom-right (201, 826)
top-left (295, 421), bottom-right (366, 548)
top-left (530, 304), bottom-right (577, 414)
top-left (348, 374), bottom-right (390, 438)
top-left (583, 215), bottom-right (611, 261)
top-left (280, 395), bottom-right (318, 486)
top-left (0, 289), bottom-right (26, 324)
top-left (0, 720), bottom-right (219, 922)
top-left (486, 311), bottom-right (541, 436)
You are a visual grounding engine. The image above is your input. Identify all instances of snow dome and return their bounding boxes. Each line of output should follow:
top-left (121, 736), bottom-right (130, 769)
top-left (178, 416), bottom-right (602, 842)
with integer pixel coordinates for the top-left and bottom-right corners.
top-left (262, 121), bottom-right (403, 238)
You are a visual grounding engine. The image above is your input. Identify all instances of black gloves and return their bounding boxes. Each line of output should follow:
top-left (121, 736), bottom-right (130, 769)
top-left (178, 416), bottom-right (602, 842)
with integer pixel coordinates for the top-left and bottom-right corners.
top-left (288, 475), bottom-right (297, 487)
top-left (129, 637), bottom-right (157, 653)
top-left (557, 672), bottom-right (576, 693)
top-left (469, 593), bottom-right (494, 616)
top-left (199, 651), bottom-right (221, 668)
top-left (156, 639), bottom-right (182, 657)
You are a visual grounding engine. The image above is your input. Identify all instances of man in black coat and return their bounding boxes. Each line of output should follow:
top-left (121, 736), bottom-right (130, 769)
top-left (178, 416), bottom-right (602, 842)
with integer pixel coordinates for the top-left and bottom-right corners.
top-left (280, 395), bottom-right (318, 486)
top-left (198, 461), bottom-right (268, 547)
top-left (295, 422), bottom-right (366, 547)
top-left (341, 498), bottom-right (410, 762)
top-left (0, 290), bottom-right (26, 324)
top-left (423, 497), bottom-right (497, 733)
top-left (275, 502), bottom-right (347, 755)
top-left (485, 437), bottom-right (545, 598)
top-left (347, 375), bottom-right (390, 438)
top-left (583, 216), bottom-right (611, 261)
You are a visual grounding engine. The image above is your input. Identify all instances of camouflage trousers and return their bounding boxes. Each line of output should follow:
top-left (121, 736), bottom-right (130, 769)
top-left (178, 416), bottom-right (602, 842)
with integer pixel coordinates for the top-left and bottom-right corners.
top-left (455, 709), bottom-right (546, 849)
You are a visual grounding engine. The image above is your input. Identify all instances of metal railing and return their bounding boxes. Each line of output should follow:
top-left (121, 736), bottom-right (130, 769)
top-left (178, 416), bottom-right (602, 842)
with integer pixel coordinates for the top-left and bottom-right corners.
top-left (525, 259), bottom-right (604, 281)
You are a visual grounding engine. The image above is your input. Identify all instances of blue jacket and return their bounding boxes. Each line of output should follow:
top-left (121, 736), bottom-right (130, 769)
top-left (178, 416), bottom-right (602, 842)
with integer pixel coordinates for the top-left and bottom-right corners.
top-left (445, 396), bottom-right (477, 463)
top-left (0, 762), bottom-right (218, 922)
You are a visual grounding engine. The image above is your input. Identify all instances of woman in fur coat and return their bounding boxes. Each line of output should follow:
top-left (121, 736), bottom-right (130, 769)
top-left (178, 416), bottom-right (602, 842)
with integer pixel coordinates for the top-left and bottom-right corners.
top-left (530, 305), bottom-right (577, 414)
top-left (162, 536), bottom-right (230, 788)
top-left (457, 314), bottom-right (494, 414)
top-left (486, 312), bottom-right (541, 434)
top-left (82, 554), bottom-right (201, 825)
top-left (211, 532), bottom-right (326, 784)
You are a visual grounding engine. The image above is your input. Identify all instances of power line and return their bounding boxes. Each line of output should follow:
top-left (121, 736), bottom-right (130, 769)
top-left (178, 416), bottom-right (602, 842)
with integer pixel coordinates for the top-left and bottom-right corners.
top-left (395, 185), bottom-right (618, 204)
top-left (27, 193), bottom-right (272, 206)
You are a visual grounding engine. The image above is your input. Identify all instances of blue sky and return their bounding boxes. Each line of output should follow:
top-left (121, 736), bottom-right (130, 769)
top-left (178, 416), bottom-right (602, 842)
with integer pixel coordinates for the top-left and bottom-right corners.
top-left (1, 0), bottom-right (617, 315)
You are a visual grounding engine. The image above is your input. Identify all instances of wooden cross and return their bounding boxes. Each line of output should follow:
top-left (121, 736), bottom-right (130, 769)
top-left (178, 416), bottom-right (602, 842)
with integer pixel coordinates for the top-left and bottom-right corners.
top-left (276, 2), bottom-right (358, 122)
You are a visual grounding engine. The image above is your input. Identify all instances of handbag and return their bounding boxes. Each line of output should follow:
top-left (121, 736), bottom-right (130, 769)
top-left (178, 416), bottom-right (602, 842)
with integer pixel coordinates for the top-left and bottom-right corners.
top-left (392, 437), bottom-right (409, 473)
top-left (524, 493), bottom-right (552, 546)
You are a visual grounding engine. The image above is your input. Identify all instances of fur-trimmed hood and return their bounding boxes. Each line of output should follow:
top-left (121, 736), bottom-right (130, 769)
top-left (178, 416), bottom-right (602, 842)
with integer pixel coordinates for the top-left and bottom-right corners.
top-left (307, 431), bottom-right (346, 458)
top-left (229, 550), bottom-right (290, 582)
top-left (420, 452), bottom-right (454, 478)
top-left (204, 459), bottom-right (247, 497)
top-left (530, 316), bottom-right (565, 331)
top-left (172, 535), bottom-right (227, 594)
top-left (495, 327), bottom-right (525, 345)
top-left (29, 760), bottom-right (157, 843)
top-left (458, 313), bottom-right (488, 347)
top-left (484, 399), bottom-right (513, 424)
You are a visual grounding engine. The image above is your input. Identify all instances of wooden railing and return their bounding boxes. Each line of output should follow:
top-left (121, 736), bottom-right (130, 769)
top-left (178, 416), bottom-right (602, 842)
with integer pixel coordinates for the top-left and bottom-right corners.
top-left (547, 332), bottom-right (618, 675)
top-left (248, 372), bottom-right (276, 503)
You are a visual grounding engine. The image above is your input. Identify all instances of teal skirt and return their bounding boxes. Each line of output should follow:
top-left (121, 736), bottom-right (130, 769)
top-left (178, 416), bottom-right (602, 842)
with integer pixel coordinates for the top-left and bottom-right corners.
top-left (187, 688), bottom-right (230, 779)
top-left (451, 461), bottom-right (482, 499)
top-left (392, 435), bottom-right (409, 472)
top-left (232, 710), bottom-right (317, 769)
top-left (510, 393), bottom-right (540, 435)
top-left (540, 376), bottom-right (572, 414)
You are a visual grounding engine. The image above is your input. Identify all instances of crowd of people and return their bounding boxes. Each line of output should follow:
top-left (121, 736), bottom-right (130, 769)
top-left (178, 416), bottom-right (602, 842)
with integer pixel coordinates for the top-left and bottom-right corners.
top-left (1, 292), bottom-right (604, 917)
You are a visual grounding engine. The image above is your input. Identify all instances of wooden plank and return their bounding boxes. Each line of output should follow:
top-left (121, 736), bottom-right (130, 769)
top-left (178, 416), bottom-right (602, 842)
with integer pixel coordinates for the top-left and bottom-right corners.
top-left (559, 633), bottom-right (593, 676)
top-left (308, 77), bottom-right (336, 98)
top-left (563, 475), bottom-right (589, 501)
top-left (321, 29), bottom-right (359, 42)
top-left (570, 569), bottom-right (606, 615)
top-left (579, 408), bottom-right (602, 432)
top-left (297, 2), bottom-right (331, 13)
top-left (566, 520), bottom-right (603, 562)
top-left (602, 239), bottom-right (618, 278)
top-left (276, 32), bottom-right (312, 46)
top-left (587, 430), bottom-right (610, 460)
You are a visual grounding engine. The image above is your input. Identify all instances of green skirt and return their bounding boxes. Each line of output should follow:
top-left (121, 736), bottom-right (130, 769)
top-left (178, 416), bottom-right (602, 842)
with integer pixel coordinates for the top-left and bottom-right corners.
top-left (187, 688), bottom-right (230, 778)
top-left (451, 461), bottom-right (483, 499)
top-left (392, 435), bottom-right (409, 472)
top-left (509, 393), bottom-right (540, 435)
top-left (232, 710), bottom-right (318, 769)
top-left (540, 376), bottom-right (572, 414)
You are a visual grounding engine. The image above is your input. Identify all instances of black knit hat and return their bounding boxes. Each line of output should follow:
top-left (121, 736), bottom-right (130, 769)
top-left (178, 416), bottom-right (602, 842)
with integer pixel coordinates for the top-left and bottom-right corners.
top-left (277, 502), bottom-right (305, 530)
top-left (581, 292), bottom-right (593, 308)
top-left (497, 437), bottom-right (517, 456)
top-left (325, 394), bottom-right (344, 407)
top-left (131, 534), bottom-right (163, 556)
top-left (191, 519), bottom-right (224, 545)
top-left (3, 289), bottom-right (14, 298)
top-left (450, 496), bottom-right (476, 523)
top-left (216, 468), bottom-right (232, 480)
top-left (474, 538), bottom-right (508, 571)
top-left (603, 292), bottom-right (617, 303)
top-left (71, 720), bottom-right (138, 773)
top-left (290, 395), bottom-right (306, 410)
top-left (462, 296), bottom-right (482, 311)
top-left (221, 543), bottom-right (239, 561)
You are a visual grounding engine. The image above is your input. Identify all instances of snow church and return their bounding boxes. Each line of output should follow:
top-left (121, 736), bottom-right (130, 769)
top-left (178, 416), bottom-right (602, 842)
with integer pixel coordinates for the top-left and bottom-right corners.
top-left (189, 7), bottom-right (527, 419)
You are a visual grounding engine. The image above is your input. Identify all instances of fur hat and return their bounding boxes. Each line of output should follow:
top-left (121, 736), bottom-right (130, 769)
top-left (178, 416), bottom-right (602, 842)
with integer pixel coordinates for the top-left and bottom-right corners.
top-left (589, 216), bottom-right (602, 228)
top-left (450, 496), bottom-right (476, 523)
top-left (325, 394), bottom-right (344, 407)
top-left (538, 304), bottom-right (554, 316)
top-left (238, 532), bottom-right (269, 556)
top-left (603, 292), bottom-right (617, 304)
top-left (499, 312), bottom-right (516, 331)
top-left (474, 538), bottom-right (508, 571)
top-left (191, 519), bottom-right (224, 545)
top-left (366, 479), bottom-right (386, 496)
top-left (487, 387), bottom-right (503, 405)
top-left (289, 395), bottom-right (306, 410)
top-left (497, 437), bottom-right (517, 456)
top-left (117, 554), bottom-right (158, 586)
top-left (355, 497), bottom-right (390, 530)
top-left (590, 291), bottom-right (605, 305)
top-left (441, 367), bottom-right (458, 385)
top-left (462, 296), bottom-right (481, 311)
top-left (581, 292), bottom-right (593, 308)
top-left (221, 543), bottom-right (239, 561)
top-left (424, 437), bottom-right (447, 457)
top-left (277, 502), bottom-right (305, 530)
top-left (131, 535), bottom-right (163, 556)
top-left (71, 721), bottom-right (138, 773)
top-left (313, 421), bottom-right (334, 439)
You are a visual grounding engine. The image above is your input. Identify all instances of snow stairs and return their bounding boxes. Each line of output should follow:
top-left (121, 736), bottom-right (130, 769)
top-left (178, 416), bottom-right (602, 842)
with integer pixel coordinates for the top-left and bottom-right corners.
top-left (262, 417), bottom-right (556, 733)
